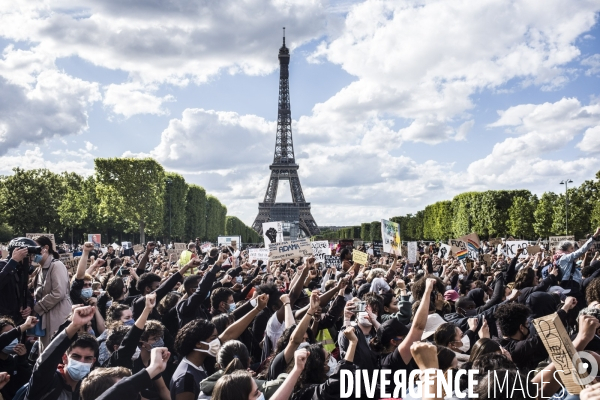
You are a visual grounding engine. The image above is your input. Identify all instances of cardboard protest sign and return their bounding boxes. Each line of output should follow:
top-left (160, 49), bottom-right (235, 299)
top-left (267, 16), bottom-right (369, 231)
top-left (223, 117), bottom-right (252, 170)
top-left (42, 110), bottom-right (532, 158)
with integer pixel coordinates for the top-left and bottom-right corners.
top-left (549, 236), bottom-right (574, 249)
top-left (249, 248), bottom-right (269, 264)
top-left (217, 236), bottom-right (242, 248)
top-left (407, 242), bottom-right (418, 263)
top-left (268, 239), bottom-right (313, 262)
top-left (310, 241), bottom-right (330, 263)
top-left (323, 255), bottom-right (341, 269)
top-left (448, 238), bottom-right (467, 255)
top-left (460, 233), bottom-right (480, 260)
top-left (505, 241), bottom-right (529, 258)
top-left (352, 250), bottom-right (368, 265)
top-left (26, 233), bottom-right (56, 249)
top-left (381, 219), bottom-right (401, 255)
top-left (483, 254), bottom-right (492, 266)
top-left (438, 244), bottom-right (451, 260)
top-left (532, 313), bottom-right (587, 394)
top-left (133, 244), bottom-right (143, 253)
top-left (263, 221), bottom-right (284, 246)
top-left (87, 234), bottom-right (101, 249)
top-left (174, 243), bottom-right (187, 250)
top-left (527, 245), bottom-right (542, 255)
top-left (488, 237), bottom-right (503, 246)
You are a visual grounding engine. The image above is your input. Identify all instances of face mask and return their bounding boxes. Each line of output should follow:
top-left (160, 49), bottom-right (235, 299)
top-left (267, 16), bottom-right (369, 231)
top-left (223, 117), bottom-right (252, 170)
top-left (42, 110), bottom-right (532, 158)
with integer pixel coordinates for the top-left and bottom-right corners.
top-left (123, 319), bottom-right (135, 326)
top-left (106, 300), bottom-right (113, 308)
top-left (195, 338), bottom-right (221, 357)
top-left (81, 288), bottom-right (93, 299)
top-left (2, 339), bottom-right (18, 354)
top-left (357, 312), bottom-right (372, 327)
top-left (236, 276), bottom-right (243, 284)
top-left (457, 335), bottom-right (470, 353)
top-left (257, 393), bottom-right (265, 400)
top-left (66, 358), bottom-right (91, 381)
top-left (326, 356), bottom-right (337, 377)
top-left (228, 303), bottom-right (236, 312)
top-left (462, 308), bottom-right (477, 317)
top-left (34, 254), bottom-right (43, 264)
top-left (150, 338), bottom-right (164, 349)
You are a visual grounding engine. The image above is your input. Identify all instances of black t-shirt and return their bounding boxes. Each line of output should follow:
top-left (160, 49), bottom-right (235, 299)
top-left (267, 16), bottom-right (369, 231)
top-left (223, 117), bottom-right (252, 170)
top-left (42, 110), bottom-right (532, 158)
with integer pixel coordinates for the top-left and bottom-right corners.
top-left (133, 355), bottom-right (163, 400)
top-left (169, 358), bottom-right (207, 399)
top-left (380, 347), bottom-right (418, 374)
top-left (267, 351), bottom-right (288, 380)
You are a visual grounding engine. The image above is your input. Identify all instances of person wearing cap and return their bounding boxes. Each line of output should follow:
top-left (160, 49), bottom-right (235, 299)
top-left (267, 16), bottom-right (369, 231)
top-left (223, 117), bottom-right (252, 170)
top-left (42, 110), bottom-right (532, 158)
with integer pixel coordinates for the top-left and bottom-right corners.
top-left (0, 238), bottom-right (35, 326)
top-left (444, 290), bottom-right (459, 313)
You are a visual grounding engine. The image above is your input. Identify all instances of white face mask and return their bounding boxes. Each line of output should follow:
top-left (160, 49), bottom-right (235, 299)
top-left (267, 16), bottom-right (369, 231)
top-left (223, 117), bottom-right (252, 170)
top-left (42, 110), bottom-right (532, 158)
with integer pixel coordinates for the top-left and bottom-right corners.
top-left (357, 311), bottom-right (372, 327)
top-left (457, 335), bottom-right (470, 353)
top-left (194, 338), bottom-right (221, 357)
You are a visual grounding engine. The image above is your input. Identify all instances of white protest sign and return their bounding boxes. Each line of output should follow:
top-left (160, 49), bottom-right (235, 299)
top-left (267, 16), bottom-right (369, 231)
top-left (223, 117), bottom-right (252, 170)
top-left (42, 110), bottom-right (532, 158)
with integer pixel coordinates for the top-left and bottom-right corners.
top-left (268, 239), bottom-right (313, 262)
top-left (438, 244), bottom-right (451, 260)
top-left (263, 221), bottom-right (284, 246)
top-left (408, 241), bottom-right (418, 263)
top-left (200, 243), bottom-right (213, 253)
top-left (381, 219), bottom-right (401, 255)
top-left (26, 233), bottom-right (56, 249)
top-left (323, 255), bottom-right (341, 269)
top-left (505, 240), bottom-right (529, 258)
top-left (174, 243), bottom-right (187, 250)
top-left (549, 236), bottom-right (575, 249)
top-left (310, 241), bottom-right (330, 262)
top-left (249, 248), bottom-right (269, 263)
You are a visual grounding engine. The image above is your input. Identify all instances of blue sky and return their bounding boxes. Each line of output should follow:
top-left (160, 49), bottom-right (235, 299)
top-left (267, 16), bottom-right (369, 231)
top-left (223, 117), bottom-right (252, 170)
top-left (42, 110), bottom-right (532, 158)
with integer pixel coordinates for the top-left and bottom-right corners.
top-left (0, 0), bottom-right (599, 227)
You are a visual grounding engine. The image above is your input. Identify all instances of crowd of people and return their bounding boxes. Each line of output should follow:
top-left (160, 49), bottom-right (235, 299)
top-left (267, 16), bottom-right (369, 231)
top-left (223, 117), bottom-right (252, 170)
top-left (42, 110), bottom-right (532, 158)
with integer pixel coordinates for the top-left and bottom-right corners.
top-left (0, 229), bottom-right (600, 400)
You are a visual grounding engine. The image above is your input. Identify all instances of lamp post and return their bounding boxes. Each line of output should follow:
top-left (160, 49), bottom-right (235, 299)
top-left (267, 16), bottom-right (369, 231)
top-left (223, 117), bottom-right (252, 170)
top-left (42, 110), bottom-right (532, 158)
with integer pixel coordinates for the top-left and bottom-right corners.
top-left (166, 179), bottom-right (172, 243)
top-left (559, 179), bottom-right (573, 236)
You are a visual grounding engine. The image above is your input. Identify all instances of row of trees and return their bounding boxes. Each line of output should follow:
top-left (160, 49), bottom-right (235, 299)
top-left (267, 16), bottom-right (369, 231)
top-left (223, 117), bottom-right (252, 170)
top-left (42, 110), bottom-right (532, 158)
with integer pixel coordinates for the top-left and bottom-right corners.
top-left (0, 158), bottom-right (261, 244)
top-left (312, 171), bottom-right (600, 242)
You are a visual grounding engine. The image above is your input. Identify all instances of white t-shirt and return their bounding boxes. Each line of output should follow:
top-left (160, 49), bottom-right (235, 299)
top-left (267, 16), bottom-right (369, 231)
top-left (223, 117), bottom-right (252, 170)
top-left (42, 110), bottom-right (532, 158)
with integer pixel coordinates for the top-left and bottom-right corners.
top-left (266, 311), bottom-right (286, 347)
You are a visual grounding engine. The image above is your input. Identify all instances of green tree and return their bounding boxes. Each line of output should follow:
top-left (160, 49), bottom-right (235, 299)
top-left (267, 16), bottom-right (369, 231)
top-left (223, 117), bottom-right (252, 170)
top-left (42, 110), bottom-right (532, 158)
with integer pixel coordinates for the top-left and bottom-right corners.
top-left (163, 173), bottom-right (188, 242)
top-left (184, 185), bottom-right (207, 241)
top-left (534, 192), bottom-right (558, 238)
top-left (507, 196), bottom-right (535, 238)
top-left (360, 223), bottom-right (371, 240)
top-left (95, 158), bottom-right (165, 244)
top-left (370, 221), bottom-right (382, 241)
top-left (0, 168), bottom-right (65, 235)
top-left (205, 195), bottom-right (227, 242)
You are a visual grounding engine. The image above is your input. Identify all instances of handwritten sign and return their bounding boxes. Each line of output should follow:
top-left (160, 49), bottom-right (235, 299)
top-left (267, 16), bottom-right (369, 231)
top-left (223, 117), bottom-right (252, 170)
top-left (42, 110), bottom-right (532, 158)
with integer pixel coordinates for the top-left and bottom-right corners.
top-left (311, 241), bottom-right (330, 262)
top-left (549, 236), bottom-right (575, 249)
top-left (527, 245), bottom-right (542, 255)
top-left (26, 233), bottom-right (56, 249)
top-left (371, 240), bottom-right (383, 257)
top-left (249, 248), bottom-right (269, 264)
top-left (505, 240), bottom-right (528, 258)
top-left (352, 250), bottom-right (368, 265)
top-left (448, 239), bottom-right (467, 255)
top-left (532, 313), bottom-right (586, 394)
top-left (174, 243), bottom-right (187, 250)
top-left (323, 255), bottom-right (341, 269)
top-left (268, 239), bottom-right (313, 262)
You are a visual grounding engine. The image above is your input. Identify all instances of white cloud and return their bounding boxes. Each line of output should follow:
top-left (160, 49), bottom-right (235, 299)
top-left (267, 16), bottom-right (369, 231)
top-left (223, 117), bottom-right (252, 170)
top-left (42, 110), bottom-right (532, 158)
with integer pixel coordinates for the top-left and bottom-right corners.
top-left (0, 70), bottom-right (100, 155)
top-left (305, 0), bottom-right (600, 145)
top-left (103, 83), bottom-right (174, 118)
top-left (468, 97), bottom-right (600, 184)
top-left (577, 125), bottom-right (600, 153)
top-left (582, 54), bottom-right (600, 76)
top-left (0, 146), bottom-right (94, 176)
top-left (0, 0), bottom-right (328, 85)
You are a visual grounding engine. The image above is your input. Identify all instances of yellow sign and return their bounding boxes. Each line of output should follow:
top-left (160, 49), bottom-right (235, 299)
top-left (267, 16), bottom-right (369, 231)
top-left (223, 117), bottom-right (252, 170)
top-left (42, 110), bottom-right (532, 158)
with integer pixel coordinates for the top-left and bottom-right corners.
top-left (352, 250), bottom-right (368, 265)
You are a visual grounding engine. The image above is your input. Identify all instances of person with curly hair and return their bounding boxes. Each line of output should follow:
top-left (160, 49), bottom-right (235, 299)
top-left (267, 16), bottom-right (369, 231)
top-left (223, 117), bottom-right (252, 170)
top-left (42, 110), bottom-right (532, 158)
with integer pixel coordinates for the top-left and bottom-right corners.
top-left (170, 293), bottom-right (269, 400)
top-left (494, 298), bottom-right (575, 371)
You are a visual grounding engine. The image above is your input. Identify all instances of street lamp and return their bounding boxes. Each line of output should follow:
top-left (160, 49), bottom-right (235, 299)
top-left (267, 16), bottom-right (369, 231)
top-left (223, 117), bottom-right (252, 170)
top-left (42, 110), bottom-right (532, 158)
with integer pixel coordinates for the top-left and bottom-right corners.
top-left (559, 179), bottom-right (573, 236)
top-left (166, 179), bottom-right (172, 243)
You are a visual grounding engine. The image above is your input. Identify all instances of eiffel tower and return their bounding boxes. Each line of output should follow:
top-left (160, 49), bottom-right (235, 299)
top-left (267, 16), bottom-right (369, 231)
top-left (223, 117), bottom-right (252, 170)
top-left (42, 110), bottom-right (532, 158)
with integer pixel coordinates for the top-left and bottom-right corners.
top-left (252, 29), bottom-right (320, 238)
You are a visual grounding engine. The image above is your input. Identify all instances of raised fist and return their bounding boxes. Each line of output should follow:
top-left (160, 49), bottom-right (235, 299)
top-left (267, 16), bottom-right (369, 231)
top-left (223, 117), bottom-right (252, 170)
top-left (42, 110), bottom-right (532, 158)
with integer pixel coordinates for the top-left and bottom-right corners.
top-left (265, 227), bottom-right (278, 244)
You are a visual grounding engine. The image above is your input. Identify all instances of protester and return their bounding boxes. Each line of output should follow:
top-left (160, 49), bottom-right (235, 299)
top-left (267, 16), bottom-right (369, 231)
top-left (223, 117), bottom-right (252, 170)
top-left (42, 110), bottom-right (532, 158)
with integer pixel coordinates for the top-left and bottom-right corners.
top-left (0, 226), bottom-right (597, 400)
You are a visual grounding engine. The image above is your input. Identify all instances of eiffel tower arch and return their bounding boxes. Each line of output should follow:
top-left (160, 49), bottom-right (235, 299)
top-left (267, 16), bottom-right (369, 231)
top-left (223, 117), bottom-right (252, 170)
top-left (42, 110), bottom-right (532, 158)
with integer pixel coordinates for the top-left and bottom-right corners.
top-left (252, 29), bottom-right (320, 238)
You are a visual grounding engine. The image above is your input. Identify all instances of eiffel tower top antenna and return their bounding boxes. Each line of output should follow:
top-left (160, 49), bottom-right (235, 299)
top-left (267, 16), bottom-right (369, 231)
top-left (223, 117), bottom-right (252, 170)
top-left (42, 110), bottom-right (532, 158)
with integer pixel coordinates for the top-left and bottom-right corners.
top-left (283, 27), bottom-right (285, 46)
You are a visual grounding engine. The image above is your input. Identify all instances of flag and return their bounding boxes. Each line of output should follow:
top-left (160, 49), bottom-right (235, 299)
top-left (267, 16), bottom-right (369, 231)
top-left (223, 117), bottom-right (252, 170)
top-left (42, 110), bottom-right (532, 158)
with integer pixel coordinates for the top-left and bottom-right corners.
top-left (456, 249), bottom-right (468, 260)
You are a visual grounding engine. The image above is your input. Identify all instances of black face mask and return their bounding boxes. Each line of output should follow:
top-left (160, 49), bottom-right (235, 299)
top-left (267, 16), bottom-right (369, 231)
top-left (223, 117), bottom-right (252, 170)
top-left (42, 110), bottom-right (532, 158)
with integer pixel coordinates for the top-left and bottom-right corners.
top-left (522, 325), bottom-right (530, 338)
top-left (462, 308), bottom-right (477, 317)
